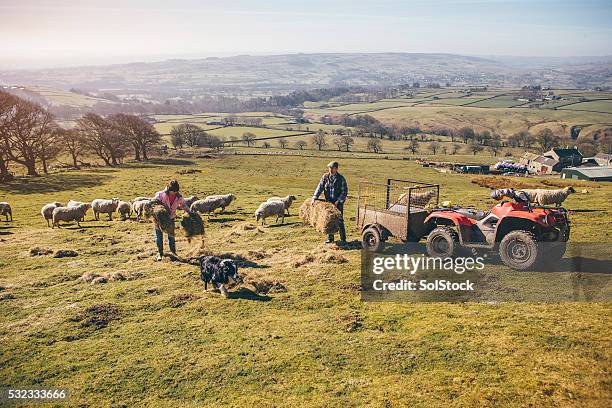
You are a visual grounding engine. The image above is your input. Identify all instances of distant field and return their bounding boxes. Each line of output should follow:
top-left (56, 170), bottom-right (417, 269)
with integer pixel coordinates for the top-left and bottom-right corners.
top-left (463, 96), bottom-right (524, 108)
top-left (559, 100), bottom-right (612, 114)
top-left (30, 86), bottom-right (109, 107)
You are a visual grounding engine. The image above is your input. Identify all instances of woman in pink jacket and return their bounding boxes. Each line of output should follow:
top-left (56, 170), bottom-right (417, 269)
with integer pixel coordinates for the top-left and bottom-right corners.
top-left (153, 180), bottom-right (192, 261)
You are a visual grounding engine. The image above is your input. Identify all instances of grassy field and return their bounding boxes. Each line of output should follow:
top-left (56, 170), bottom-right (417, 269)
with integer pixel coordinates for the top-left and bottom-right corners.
top-left (1, 154), bottom-right (610, 406)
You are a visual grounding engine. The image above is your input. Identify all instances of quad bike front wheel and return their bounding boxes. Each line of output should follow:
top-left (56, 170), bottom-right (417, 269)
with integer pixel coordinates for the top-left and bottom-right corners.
top-left (426, 227), bottom-right (459, 258)
top-left (499, 230), bottom-right (540, 270)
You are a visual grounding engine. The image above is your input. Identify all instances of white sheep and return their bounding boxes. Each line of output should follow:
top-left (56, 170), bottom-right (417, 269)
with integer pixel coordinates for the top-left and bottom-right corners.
top-left (190, 194), bottom-right (236, 215)
top-left (267, 195), bottom-right (297, 215)
top-left (0, 202), bottom-right (12, 222)
top-left (52, 204), bottom-right (90, 228)
top-left (183, 195), bottom-right (199, 208)
top-left (519, 187), bottom-right (576, 206)
top-left (255, 200), bottom-right (285, 226)
top-left (91, 198), bottom-right (120, 221)
top-left (116, 201), bottom-right (132, 220)
top-left (67, 200), bottom-right (90, 221)
top-left (397, 190), bottom-right (437, 207)
top-left (132, 199), bottom-right (151, 221)
top-left (132, 196), bottom-right (152, 202)
top-left (40, 201), bottom-right (63, 227)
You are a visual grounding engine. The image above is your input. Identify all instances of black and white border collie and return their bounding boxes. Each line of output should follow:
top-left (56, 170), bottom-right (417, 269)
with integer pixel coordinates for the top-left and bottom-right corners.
top-left (199, 256), bottom-right (240, 298)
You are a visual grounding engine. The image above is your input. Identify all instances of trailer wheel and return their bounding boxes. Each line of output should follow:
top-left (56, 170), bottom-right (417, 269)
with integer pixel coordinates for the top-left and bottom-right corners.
top-left (426, 227), bottom-right (459, 258)
top-left (499, 230), bottom-right (540, 270)
top-left (362, 227), bottom-right (382, 252)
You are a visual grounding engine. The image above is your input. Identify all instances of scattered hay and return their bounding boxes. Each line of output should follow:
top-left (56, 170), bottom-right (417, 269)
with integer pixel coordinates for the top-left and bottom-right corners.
top-left (299, 199), bottom-right (342, 234)
top-left (248, 279), bottom-right (287, 294)
top-left (166, 293), bottom-right (199, 308)
top-left (228, 222), bottom-right (264, 237)
top-left (108, 271), bottom-right (126, 281)
top-left (91, 276), bottom-right (108, 285)
top-left (53, 250), bottom-right (78, 258)
top-left (29, 247), bottom-right (53, 257)
top-left (292, 246), bottom-right (348, 267)
top-left (181, 212), bottom-right (205, 239)
top-left (177, 168), bottom-right (202, 175)
top-left (144, 200), bottom-right (175, 235)
top-left (81, 271), bottom-right (133, 284)
top-left (73, 303), bottom-right (122, 329)
top-left (0, 293), bottom-right (15, 301)
top-left (471, 176), bottom-right (534, 191)
top-left (338, 314), bottom-right (363, 332)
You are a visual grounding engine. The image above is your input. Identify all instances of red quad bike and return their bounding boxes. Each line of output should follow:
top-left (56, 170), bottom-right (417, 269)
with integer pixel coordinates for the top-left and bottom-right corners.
top-left (424, 189), bottom-right (570, 270)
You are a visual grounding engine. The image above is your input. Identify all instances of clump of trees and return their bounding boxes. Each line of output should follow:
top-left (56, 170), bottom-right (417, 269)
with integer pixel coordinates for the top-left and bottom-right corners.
top-left (0, 90), bottom-right (162, 181)
top-left (170, 123), bottom-right (223, 150)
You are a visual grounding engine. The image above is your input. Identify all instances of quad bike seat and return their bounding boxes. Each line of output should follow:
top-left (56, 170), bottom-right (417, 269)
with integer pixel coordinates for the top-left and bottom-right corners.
top-left (455, 208), bottom-right (490, 221)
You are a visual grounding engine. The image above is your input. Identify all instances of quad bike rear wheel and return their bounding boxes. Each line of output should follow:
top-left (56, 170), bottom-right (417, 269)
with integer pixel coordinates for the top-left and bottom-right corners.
top-left (426, 227), bottom-right (459, 258)
top-left (499, 230), bottom-right (540, 270)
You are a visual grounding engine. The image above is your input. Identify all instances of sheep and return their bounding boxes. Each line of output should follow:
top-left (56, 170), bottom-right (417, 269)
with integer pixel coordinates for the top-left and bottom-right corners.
top-left (132, 196), bottom-right (152, 203)
top-left (397, 190), bottom-right (437, 207)
top-left (266, 195), bottom-right (297, 215)
top-left (40, 201), bottom-right (63, 227)
top-left (0, 202), bottom-right (12, 222)
top-left (67, 200), bottom-right (89, 221)
top-left (132, 199), bottom-right (151, 221)
top-left (255, 200), bottom-right (285, 226)
top-left (183, 195), bottom-right (199, 208)
top-left (518, 187), bottom-right (576, 206)
top-left (91, 198), bottom-right (120, 221)
top-left (52, 204), bottom-right (89, 228)
top-left (116, 201), bottom-right (132, 220)
top-left (190, 194), bottom-right (236, 215)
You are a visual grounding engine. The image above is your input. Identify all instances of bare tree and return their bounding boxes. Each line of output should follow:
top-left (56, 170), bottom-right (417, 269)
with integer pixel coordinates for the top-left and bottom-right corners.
top-left (0, 91), bottom-right (16, 181)
top-left (312, 130), bottom-right (327, 150)
top-left (468, 139), bottom-right (484, 155)
top-left (537, 128), bottom-right (560, 151)
top-left (429, 141), bottom-right (440, 155)
top-left (334, 137), bottom-right (343, 151)
top-left (295, 140), bottom-right (307, 150)
top-left (2, 96), bottom-right (55, 176)
top-left (408, 139), bottom-right (419, 154)
top-left (278, 138), bottom-right (288, 148)
top-left (448, 144), bottom-right (459, 155)
top-left (110, 113), bottom-right (161, 160)
top-left (242, 132), bottom-right (256, 147)
top-left (58, 128), bottom-right (86, 169)
top-left (367, 139), bottom-right (383, 153)
top-left (78, 113), bottom-right (128, 167)
top-left (339, 135), bottom-right (354, 152)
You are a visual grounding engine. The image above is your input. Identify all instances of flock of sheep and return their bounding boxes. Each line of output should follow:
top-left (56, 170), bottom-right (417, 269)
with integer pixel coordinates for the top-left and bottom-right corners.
top-left (31, 193), bottom-right (299, 229)
top-left (0, 185), bottom-right (576, 230)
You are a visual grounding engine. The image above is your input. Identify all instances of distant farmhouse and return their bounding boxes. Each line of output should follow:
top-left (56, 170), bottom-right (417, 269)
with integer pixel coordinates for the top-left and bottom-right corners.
top-left (520, 147), bottom-right (583, 175)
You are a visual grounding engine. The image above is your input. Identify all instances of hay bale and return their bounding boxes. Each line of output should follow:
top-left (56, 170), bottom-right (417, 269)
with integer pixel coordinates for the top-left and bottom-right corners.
top-left (53, 250), bottom-right (78, 258)
top-left (299, 199), bottom-right (342, 234)
top-left (144, 200), bottom-right (175, 236)
top-left (181, 212), bottom-right (205, 238)
top-left (29, 247), bottom-right (53, 257)
top-left (91, 276), bottom-right (108, 285)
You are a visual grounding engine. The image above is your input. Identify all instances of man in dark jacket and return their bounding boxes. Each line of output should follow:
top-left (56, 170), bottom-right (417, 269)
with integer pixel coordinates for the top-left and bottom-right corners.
top-left (310, 161), bottom-right (348, 244)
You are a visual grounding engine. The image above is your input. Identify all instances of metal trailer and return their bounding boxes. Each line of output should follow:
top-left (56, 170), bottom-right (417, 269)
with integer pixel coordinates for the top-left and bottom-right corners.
top-left (356, 178), bottom-right (439, 251)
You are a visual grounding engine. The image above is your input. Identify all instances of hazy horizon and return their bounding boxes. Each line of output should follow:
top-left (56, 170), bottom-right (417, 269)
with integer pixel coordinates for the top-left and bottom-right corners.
top-left (2, 0), bottom-right (612, 69)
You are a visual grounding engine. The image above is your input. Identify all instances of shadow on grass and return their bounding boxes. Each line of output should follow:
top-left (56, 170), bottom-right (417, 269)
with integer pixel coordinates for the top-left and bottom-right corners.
top-left (229, 287), bottom-right (271, 301)
top-left (147, 158), bottom-right (196, 166)
top-left (0, 173), bottom-right (109, 195)
top-left (0, 225), bottom-right (13, 235)
top-left (266, 221), bottom-right (301, 228)
top-left (569, 209), bottom-right (601, 213)
top-left (59, 224), bottom-right (111, 230)
top-left (207, 217), bottom-right (246, 223)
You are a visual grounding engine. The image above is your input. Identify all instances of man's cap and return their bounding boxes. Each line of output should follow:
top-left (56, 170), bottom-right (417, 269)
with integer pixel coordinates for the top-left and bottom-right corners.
top-left (327, 161), bottom-right (339, 168)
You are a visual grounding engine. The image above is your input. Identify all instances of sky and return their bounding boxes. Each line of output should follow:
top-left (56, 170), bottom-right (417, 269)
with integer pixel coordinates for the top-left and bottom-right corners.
top-left (1, 0), bottom-right (611, 68)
